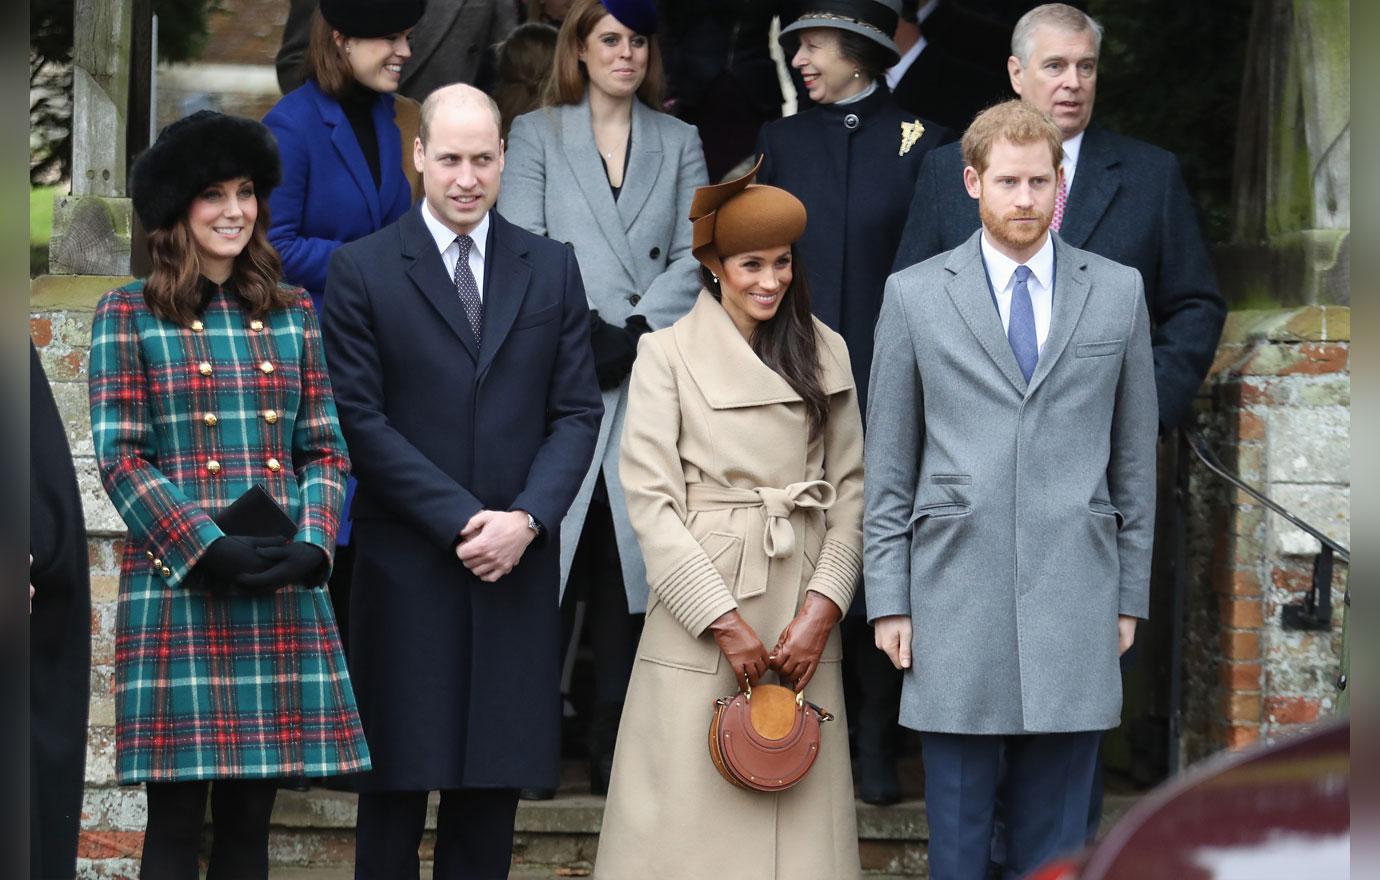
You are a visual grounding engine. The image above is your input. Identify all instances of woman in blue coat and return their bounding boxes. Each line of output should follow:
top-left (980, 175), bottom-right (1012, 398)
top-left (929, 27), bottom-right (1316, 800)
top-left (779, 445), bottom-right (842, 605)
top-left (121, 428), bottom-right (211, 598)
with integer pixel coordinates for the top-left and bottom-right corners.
top-left (755, 0), bottom-right (949, 807)
top-left (264, 0), bottom-right (425, 637)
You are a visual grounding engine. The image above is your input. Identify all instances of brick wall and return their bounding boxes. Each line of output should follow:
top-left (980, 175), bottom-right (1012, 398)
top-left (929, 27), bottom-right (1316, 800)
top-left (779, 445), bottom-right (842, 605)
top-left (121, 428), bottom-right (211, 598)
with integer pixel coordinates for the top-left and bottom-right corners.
top-left (1180, 306), bottom-right (1349, 764)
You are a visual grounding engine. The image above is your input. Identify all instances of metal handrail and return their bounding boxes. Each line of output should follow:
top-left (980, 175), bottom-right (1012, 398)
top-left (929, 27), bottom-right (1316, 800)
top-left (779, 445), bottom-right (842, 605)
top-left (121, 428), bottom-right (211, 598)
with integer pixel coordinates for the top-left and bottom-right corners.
top-left (1184, 428), bottom-right (1348, 634)
top-left (1185, 429), bottom-right (1349, 563)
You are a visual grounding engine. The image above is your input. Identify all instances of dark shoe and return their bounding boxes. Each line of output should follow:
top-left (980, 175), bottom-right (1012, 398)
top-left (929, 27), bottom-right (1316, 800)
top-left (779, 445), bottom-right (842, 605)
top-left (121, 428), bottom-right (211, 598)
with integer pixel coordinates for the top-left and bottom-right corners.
top-left (857, 752), bottom-right (902, 806)
top-left (519, 787), bottom-right (555, 801)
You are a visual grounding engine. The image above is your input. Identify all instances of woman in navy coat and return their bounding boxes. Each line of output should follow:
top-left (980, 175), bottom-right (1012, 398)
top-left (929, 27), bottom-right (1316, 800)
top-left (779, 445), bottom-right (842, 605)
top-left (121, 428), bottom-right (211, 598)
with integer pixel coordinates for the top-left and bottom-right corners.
top-left (264, 0), bottom-right (425, 637)
top-left (263, 0), bottom-right (423, 314)
top-left (755, 0), bottom-right (948, 807)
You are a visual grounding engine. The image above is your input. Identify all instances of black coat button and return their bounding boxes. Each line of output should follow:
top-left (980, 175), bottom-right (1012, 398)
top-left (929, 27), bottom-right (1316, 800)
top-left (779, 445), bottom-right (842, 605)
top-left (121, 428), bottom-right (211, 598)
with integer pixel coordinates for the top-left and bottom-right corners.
top-left (468, 44), bottom-right (478, 55)
top-left (843, 113), bottom-right (860, 130)
top-left (649, 246), bottom-right (661, 259)
top-left (629, 294), bottom-right (641, 306)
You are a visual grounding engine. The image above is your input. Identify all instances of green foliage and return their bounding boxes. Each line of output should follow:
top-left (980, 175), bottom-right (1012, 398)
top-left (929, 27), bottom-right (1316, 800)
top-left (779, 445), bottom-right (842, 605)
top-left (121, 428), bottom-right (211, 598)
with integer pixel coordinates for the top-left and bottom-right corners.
top-left (1088, 0), bottom-right (1254, 243)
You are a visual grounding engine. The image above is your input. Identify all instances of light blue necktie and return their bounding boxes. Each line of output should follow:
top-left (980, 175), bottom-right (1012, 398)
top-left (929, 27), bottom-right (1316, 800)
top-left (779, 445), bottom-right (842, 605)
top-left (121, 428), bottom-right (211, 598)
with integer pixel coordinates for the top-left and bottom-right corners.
top-left (1008, 264), bottom-right (1038, 382)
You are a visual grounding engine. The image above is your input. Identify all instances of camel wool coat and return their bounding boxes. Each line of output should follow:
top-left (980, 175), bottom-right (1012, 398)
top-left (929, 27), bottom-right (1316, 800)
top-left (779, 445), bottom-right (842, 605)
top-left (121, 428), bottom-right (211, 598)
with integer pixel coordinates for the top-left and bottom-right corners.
top-left (595, 292), bottom-right (865, 880)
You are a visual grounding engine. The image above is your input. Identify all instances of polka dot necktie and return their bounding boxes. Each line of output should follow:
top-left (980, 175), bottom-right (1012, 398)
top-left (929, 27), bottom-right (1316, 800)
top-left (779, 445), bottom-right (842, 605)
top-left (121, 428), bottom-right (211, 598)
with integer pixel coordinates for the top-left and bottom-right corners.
top-left (453, 235), bottom-right (482, 344)
top-left (1051, 174), bottom-right (1069, 233)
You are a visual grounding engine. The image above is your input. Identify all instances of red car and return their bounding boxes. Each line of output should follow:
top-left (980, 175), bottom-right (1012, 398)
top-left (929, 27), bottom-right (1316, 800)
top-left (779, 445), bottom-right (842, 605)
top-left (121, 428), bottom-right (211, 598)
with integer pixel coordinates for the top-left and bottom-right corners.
top-left (1027, 719), bottom-right (1349, 879)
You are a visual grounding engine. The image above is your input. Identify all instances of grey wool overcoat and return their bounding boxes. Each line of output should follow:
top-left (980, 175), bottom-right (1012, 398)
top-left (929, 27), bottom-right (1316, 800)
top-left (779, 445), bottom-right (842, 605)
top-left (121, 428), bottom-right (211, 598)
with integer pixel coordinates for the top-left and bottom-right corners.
top-left (864, 232), bottom-right (1159, 735)
top-left (498, 96), bottom-right (708, 609)
top-left (594, 292), bottom-right (865, 879)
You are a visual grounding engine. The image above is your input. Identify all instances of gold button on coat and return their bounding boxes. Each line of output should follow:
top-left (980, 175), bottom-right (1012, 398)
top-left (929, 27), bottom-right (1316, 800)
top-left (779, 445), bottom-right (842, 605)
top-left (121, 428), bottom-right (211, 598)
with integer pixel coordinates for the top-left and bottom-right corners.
top-left (191, 320), bottom-right (204, 332)
top-left (250, 320), bottom-right (264, 332)
top-left (206, 460), bottom-right (221, 475)
top-left (259, 361), bottom-right (274, 374)
top-left (263, 409), bottom-right (279, 424)
top-left (267, 457), bottom-right (282, 472)
top-left (161, 567), bottom-right (172, 577)
top-left (199, 362), bottom-right (213, 376)
top-left (203, 413), bottom-right (218, 426)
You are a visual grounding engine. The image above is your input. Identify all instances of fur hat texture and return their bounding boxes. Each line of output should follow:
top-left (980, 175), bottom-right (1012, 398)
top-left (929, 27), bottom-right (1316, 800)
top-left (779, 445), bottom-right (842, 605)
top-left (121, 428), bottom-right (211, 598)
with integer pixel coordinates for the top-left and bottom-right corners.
top-left (130, 110), bottom-right (282, 232)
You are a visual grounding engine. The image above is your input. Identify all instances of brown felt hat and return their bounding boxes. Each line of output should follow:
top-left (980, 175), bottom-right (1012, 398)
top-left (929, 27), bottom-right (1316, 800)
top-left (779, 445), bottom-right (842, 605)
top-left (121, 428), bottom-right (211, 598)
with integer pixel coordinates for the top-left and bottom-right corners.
top-left (690, 156), bottom-right (808, 277)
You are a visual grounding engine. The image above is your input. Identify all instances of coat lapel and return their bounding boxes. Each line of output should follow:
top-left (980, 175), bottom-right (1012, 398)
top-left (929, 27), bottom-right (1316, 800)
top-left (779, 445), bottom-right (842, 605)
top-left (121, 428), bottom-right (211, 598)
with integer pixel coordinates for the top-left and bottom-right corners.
top-left (675, 291), bottom-right (853, 409)
top-left (943, 232), bottom-right (1028, 395)
top-left (560, 100), bottom-right (640, 282)
top-left (400, 205), bottom-right (479, 362)
top-left (475, 211), bottom-right (534, 379)
top-left (1025, 235), bottom-right (1092, 397)
top-left (311, 85), bottom-right (382, 227)
top-left (1059, 127), bottom-right (1119, 248)
top-left (616, 100), bottom-right (664, 229)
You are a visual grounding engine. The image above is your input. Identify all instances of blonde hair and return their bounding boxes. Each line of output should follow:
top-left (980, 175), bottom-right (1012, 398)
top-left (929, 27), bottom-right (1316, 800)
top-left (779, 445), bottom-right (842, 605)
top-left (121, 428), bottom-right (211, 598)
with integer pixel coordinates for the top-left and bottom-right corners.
top-left (961, 100), bottom-right (1063, 176)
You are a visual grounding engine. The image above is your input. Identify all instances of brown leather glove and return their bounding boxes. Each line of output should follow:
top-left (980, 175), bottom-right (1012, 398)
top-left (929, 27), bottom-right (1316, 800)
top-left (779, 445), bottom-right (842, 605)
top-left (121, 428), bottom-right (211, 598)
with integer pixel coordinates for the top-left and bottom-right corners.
top-left (707, 609), bottom-right (771, 690)
top-left (770, 591), bottom-right (842, 691)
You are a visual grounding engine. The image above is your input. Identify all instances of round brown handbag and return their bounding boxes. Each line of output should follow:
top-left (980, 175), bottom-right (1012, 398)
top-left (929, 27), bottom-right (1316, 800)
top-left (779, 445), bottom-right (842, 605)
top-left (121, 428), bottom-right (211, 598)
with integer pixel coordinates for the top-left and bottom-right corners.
top-left (708, 682), bottom-right (834, 792)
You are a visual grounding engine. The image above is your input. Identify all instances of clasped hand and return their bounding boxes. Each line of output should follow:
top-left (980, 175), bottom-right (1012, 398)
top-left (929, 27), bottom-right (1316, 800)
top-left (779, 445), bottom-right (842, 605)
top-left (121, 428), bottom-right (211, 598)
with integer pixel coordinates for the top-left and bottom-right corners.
top-left (197, 535), bottom-right (328, 593)
top-left (455, 509), bottom-right (535, 582)
top-left (708, 591), bottom-right (842, 693)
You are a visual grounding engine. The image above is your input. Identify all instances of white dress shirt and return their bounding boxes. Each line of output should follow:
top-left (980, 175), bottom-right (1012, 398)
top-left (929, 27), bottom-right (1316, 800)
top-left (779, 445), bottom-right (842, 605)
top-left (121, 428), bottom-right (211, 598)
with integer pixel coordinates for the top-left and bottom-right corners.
top-left (1061, 129), bottom-right (1085, 194)
top-left (421, 199), bottom-right (489, 301)
top-left (885, 35), bottom-right (927, 91)
top-left (980, 230), bottom-right (1055, 353)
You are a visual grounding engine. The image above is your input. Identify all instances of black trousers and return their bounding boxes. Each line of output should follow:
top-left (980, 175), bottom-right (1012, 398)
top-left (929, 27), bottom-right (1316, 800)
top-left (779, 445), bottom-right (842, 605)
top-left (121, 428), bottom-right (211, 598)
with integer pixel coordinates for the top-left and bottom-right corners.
top-left (354, 789), bottom-right (520, 880)
top-left (140, 779), bottom-right (279, 880)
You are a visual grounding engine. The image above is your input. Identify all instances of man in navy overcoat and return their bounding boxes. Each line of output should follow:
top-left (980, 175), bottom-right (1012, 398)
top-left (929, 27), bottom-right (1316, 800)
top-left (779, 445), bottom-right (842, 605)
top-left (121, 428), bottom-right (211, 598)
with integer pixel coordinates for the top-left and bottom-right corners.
top-left (322, 84), bottom-right (601, 879)
top-left (892, 2), bottom-right (1225, 433)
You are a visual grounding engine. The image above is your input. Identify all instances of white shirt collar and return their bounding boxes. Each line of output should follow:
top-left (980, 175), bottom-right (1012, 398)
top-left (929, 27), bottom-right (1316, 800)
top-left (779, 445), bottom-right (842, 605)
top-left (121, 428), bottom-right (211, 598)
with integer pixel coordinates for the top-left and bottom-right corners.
top-left (886, 35), bottom-right (927, 90)
top-left (421, 198), bottom-right (489, 261)
top-left (1061, 129), bottom-right (1085, 177)
top-left (980, 229), bottom-right (1055, 294)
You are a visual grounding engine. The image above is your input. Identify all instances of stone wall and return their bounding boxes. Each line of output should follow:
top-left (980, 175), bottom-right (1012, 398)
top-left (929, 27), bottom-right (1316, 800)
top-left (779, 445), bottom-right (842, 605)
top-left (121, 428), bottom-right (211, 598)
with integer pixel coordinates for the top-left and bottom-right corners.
top-left (1180, 305), bottom-right (1349, 764)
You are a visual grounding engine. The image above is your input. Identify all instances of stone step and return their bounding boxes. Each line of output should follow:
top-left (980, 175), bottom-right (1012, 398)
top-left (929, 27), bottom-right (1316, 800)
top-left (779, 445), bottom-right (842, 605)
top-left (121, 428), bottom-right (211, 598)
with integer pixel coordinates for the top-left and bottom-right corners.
top-left (262, 787), bottom-right (1138, 877)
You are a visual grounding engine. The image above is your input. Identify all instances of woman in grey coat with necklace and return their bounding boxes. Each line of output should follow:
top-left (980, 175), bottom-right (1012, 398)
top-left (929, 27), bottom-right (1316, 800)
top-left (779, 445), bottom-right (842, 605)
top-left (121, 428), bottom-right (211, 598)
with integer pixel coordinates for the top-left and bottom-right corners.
top-left (498, 0), bottom-right (707, 794)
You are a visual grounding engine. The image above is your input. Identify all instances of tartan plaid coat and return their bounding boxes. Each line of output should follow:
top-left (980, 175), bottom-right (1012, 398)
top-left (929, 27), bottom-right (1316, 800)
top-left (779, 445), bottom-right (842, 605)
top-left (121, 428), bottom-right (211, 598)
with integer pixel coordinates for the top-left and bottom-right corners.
top-left (89, 279), bottom-right (370, 783)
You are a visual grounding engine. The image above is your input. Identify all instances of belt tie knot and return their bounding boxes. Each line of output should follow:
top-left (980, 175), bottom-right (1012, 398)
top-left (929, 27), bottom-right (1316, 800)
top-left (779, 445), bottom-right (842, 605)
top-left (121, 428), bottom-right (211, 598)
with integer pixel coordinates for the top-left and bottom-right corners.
top-left (756, 480), bottom-right (836, 559)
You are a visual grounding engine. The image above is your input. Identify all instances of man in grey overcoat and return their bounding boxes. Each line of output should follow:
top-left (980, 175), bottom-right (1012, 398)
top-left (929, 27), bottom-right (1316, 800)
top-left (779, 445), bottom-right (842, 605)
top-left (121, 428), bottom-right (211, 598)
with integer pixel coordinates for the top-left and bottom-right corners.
top-left (863, 99), bottom-right (1158, 880)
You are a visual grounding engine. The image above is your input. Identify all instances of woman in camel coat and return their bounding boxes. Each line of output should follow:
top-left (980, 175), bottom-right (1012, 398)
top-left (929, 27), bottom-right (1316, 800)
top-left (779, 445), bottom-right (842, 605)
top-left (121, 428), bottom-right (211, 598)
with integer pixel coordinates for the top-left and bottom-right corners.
top-left (595, 162), bottom-right (864, 878)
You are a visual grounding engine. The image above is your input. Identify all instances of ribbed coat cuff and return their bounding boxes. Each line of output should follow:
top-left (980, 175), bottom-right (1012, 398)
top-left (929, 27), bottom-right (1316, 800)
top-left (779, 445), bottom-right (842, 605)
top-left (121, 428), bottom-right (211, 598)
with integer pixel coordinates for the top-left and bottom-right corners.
top-left (654, 552), bottom-right (738, 637)
top-left (807, 538), bottom-right (862, 616)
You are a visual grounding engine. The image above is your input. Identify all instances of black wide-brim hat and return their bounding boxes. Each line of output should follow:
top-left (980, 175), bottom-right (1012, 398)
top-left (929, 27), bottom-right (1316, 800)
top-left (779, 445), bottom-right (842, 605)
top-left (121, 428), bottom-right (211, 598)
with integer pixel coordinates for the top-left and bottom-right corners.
top-left (130, 110), bottom-right (281, 233)
top-left (779, 0), bottom-right (902, 64)
top-left (319, 0), bottom-right (427, 38)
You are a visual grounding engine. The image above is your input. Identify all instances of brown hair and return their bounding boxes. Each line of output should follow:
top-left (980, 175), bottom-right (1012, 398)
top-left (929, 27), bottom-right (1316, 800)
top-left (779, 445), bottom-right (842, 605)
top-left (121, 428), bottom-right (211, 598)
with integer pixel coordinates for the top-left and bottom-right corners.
top-left (699, 247), bottom-right (830, 441)
top-left (142, 198), bottom-right (293, 326)
top-left (305, 10), bottom-right (356, 98)
top-left (542, 0), bottom-right (665, 109)
top-left (495, 23), bottom-right (560, 139)
top-left (961, 99), bottom-right (1063, 176)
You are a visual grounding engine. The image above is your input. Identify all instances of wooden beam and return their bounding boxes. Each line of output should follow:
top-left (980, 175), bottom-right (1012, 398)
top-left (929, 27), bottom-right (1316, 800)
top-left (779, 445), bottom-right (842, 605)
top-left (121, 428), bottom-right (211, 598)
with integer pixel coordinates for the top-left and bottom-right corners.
top-left (71, 0), bottom-right (134, 198)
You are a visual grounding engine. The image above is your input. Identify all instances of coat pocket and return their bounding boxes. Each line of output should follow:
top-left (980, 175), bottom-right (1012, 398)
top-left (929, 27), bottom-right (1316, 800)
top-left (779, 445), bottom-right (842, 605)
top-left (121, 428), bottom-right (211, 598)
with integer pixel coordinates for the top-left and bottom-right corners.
top-left (1089, 499), bottom-right (1125, 529)
top-left (929, 474), bottom-right (972, 485)
top-left (909, 501), bottom-right (972, 530)
top-left (702, 530), bottom-right (744, 597)
top-left (511, 302), bottom-right (560, 331)
top-left (1076, 339), bottom-right (1124, 358)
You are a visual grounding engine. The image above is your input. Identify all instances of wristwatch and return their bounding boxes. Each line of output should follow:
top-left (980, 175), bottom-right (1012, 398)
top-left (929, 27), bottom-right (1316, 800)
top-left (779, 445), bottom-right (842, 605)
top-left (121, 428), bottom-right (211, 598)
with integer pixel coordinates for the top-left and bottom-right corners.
top-left (525, 512), bottom-right (543, 535)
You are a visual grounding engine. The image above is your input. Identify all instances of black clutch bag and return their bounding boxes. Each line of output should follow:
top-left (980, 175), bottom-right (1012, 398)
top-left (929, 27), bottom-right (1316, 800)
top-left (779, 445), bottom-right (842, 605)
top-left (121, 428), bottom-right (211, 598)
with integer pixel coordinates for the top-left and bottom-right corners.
top-left (215, 485), bottom-right (296, 539)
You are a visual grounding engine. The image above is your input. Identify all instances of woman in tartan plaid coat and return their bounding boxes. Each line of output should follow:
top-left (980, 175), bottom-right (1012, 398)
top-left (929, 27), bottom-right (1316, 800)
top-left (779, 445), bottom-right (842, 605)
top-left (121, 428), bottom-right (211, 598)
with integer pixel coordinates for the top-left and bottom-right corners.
top-left (88, 111), bottom-right (369, 880)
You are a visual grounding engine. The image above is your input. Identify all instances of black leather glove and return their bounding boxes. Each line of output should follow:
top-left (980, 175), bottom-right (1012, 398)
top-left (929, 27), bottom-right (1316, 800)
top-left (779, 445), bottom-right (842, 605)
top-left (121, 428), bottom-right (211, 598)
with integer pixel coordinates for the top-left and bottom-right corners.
top-left (236, 542), bottom-right (330, 593)
top-left (589, 310), bottom-right (643, 390)
top-left (193, 536), bottom-right (283, 593)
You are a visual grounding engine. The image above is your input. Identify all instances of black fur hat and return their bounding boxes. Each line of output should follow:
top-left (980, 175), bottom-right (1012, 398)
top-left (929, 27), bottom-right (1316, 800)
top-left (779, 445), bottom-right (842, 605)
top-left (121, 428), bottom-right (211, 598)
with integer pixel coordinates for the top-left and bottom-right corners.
top-left (320, 0), bottom-right (427, 38)
top-left (130, 110), bottom-right (282, 232)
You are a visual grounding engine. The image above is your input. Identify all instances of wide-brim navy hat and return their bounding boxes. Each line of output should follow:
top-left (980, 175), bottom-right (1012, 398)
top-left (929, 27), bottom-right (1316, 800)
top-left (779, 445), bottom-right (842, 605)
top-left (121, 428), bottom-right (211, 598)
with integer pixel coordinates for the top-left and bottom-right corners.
top-left (130, 111), bottom-right (281, 233)
top-left (780, 0), bottom-right (901, 63)
top-left (600, 0), bottom-right (658, 36)
top-left (320, 0), bottom-right (427, 38)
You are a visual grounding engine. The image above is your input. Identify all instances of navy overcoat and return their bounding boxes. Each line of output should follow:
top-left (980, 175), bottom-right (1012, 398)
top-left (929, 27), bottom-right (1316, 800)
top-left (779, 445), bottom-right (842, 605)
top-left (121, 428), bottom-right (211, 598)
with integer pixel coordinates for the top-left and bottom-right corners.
top-left (321, 206), bottom-right (602, 791)
top-left (264, 80), bottom-right (413, 313)
top-left (756, 86), bottom-right (948, 413)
